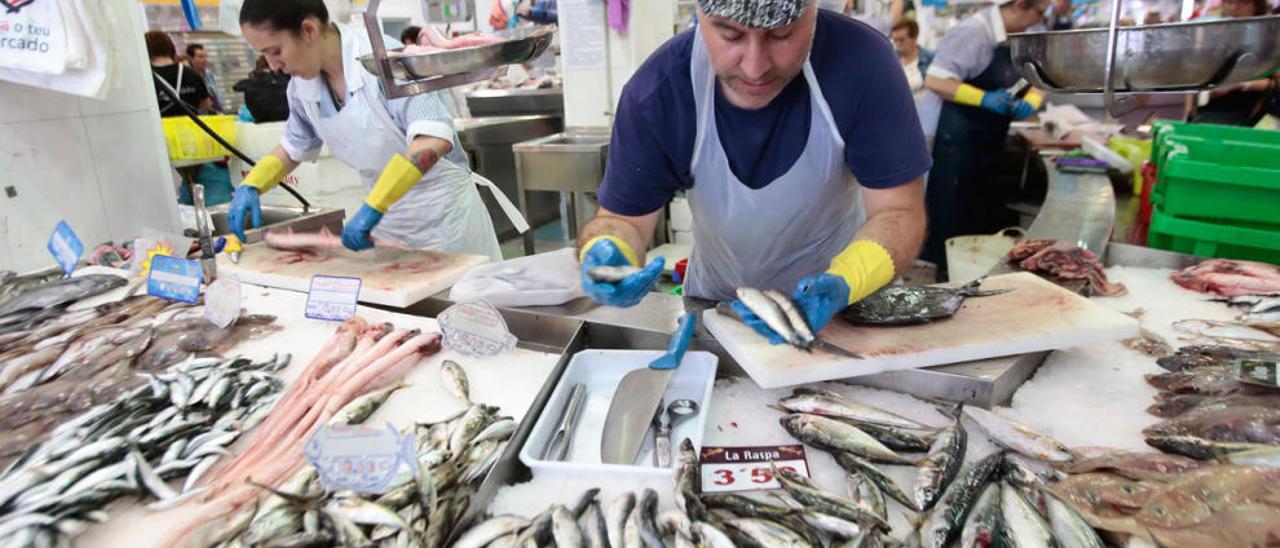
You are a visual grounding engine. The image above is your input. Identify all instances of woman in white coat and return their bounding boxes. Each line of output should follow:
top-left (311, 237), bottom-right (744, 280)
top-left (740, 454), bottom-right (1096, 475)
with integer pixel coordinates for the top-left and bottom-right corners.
top-left (228, 0), bottom-right (525, 260)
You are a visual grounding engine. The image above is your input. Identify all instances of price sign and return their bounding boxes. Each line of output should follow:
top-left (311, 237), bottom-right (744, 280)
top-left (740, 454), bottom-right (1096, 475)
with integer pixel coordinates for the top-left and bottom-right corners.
top-left (147, 255), bottom-right (202, 304)
top-left (204, 274), bottom-right (241, 328)
top-left (305, 275), bottom-right (361, 321)
top-left (437, 301), bottom-right (517, 356)
top-left (1237, 356), bottom-right (1280, 389)
top-left (304, 423), bottom-right (416, 493)
top-left (47, 221), bottom-right (84, 276)
top-left (699, 445), bottom-right (811, 494)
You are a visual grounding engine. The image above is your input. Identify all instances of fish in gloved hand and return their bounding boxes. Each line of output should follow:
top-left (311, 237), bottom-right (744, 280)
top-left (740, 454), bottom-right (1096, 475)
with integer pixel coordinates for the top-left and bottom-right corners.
top-left (579, 236), bottom-right (665, 308)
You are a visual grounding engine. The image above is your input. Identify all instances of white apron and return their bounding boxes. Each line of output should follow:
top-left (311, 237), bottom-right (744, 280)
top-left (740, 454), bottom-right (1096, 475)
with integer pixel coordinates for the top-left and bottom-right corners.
top-left (684, 26), bottom-right (867, 302)
top-left (302, 44), bottom-right (527, 261)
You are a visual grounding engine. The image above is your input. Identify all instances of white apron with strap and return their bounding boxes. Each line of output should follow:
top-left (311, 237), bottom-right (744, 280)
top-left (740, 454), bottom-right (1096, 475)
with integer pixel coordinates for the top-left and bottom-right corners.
top-left (684, 25), bottom-right (866, 302)
top-left (301, 36), bottom-right (527, 261)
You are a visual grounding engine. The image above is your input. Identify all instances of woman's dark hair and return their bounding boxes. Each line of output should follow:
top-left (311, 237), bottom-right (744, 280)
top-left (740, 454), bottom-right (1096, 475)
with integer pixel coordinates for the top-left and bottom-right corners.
top-left (400, 26), bottom-right (422, 45)
top-left (240, 0), bottom-right (329, 33)
top-left (144, 31), bottom-right (176, 60)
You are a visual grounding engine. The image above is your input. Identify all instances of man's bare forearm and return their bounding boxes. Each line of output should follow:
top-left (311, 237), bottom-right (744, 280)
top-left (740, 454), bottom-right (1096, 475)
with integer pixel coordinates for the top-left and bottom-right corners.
top-left (853, 209), bottom-right (926, 276)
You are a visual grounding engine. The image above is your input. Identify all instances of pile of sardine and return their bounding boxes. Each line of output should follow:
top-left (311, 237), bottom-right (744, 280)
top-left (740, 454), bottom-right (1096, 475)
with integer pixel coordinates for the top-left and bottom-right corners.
top-left (0, 353), bottom-right (288, 545)
top-left (1214, 292), bottom-right (1280, 336)
top-left (774, 387), bottom-right (1099, 547)
top-left (0, 292), bottom-right (278, 467)
top-left (195, 360), bottom-right (515, 547)
top-left (1143, 345), bottom-right (1280, 459)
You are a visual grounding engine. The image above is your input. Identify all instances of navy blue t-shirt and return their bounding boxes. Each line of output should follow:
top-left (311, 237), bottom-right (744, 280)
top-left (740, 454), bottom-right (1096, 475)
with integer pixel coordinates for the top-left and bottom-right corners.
top-left (598, 10), bottom-right (932, 216)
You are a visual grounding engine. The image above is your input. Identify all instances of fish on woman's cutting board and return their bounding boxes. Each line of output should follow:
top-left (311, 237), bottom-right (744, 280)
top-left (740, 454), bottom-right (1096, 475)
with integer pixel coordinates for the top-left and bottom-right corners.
top-left (841, 277), bottom-right (1012, 325)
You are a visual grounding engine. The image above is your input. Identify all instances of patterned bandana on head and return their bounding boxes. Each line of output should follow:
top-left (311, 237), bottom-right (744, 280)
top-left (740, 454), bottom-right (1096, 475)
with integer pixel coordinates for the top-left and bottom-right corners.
top-left (696, 0), bottom-right (811, 29)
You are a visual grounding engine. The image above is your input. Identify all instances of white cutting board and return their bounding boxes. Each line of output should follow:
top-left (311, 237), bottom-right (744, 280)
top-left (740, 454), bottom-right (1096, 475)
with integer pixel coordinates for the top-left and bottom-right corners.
top-left (217, 242), bottom-right (489, 308)
top-left (704, 272), bottom-right (1140, 389)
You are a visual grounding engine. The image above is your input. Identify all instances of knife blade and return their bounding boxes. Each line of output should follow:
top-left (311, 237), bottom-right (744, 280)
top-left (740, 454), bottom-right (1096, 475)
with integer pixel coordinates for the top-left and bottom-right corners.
top-left (600, 313), bottom-right (697, 465)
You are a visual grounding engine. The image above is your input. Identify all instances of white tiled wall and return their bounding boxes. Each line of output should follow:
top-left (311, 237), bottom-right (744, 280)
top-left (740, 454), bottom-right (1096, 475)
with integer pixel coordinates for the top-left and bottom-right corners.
top-left (0, 1), bottom-right (178, 273)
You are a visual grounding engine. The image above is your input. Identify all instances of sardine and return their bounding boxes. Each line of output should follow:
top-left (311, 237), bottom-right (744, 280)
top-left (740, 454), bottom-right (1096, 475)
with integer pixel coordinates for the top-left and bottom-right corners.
top-left (774, 390), bottom-right (930, 430)
top-left (763, 289), bottom-right (816, 346)
top-left (722, 518), bottom-right (814, 547)
top-left (440, 359), bottom-right (470, 402)
top-left (690, 522), bottom-right (735, 548)
top-left (831, 452), bottom-right (917, 511)
top-left (1001, 482), bottom-right (1057, 547)
top-left (963, 407), bottom-right (1074, 462)
top-left (607, 491), bottom-right (636, 548)
top-left (917, 452), bottom-right (1002, 548)
top-left (781, 414), bottom-right (915, 464)
top-left (588, 265), bottom-right (643, 283)
top-left (914, 418), bottom-right (967, 512)
top-left (637, 488), bottom-right (664, 548)
top-left (551, 505), bottom-right (584, 548)
top-left (1044, 489), bottom-right (1104, 548)
top-left (581, 501), bottom-right (610, 548)
top-left (737, 288), bottom-right (803, 347)
top-left (844, 473), bottom-right (886, 521)
top-left (775, 465), bottom-right (889, 532)
top-left (959, 482), bottom-right (1003, 548)
top-left (801, 510), bottom-right (863, 540)
top-left (1144, 435), bottom-right (1270, 460)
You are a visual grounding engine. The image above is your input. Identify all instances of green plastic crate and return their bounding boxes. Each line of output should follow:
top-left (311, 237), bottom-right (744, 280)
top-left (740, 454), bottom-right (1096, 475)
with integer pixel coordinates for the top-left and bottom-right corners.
top-left (1148, 208), bottom-right (1280, 263)
top-left (1148, 130), bottom-right (1280, 227)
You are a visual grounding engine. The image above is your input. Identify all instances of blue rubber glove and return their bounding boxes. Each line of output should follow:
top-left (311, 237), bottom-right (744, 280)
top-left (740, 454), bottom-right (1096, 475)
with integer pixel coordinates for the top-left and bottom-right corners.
top-left (1010, 99), bottom-right (1036, 121)
top-left (580, 238), bottom-right (665, 308)
top-left (793, 273), bottom-right (852, 334)
top-left (341, 204), bottom-right (384, 251)
top-left (731, 300), bottom-right (788, 345)
top-left (227, 186), bottom-right (262, 244)
top-left (979, 90), bottom-right (1019, 117)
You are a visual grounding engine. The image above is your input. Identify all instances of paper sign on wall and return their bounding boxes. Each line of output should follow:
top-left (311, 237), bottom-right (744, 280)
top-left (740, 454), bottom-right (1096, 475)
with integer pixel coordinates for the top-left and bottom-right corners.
top-left (47, 220), bottom-right (83, 276)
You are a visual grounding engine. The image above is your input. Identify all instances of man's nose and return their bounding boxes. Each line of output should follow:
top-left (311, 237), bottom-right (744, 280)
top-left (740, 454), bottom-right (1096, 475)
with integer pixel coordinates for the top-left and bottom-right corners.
top-left (741, 36), bottom-right (771, 81)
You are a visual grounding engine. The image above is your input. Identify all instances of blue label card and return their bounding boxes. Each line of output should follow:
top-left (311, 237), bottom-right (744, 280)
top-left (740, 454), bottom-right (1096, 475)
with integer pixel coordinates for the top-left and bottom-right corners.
top-left (305, 275), bottom-right (362, 321)
top-left (147, 255), bottom-right (203, 304)
top-left (303, 423), bottom-right (416, 493)
top-left (47, 221), bottom-right (84, 276)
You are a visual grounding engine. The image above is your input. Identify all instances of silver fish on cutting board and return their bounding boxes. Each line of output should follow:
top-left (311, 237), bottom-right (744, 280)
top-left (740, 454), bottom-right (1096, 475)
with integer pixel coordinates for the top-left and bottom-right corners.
top-left (842, 277), bottom-right (1013, 325)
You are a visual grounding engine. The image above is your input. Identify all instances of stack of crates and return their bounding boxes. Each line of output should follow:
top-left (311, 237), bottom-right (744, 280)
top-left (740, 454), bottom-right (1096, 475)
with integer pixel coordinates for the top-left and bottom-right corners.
top-left (1146, 121), bottom-right (1280, 263)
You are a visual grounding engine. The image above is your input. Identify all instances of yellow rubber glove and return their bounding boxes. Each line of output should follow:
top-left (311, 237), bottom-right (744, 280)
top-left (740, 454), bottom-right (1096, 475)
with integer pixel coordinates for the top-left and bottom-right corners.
top-left (241, 155), bottom-right (287, 193)
top-left (1024, 89), bottom-right (1044, 109)
top-left (365, 155), bottom-right (425, 213)
top-left (953, 83), bottom-right (987, 107)
top-left (826, 240), bottom-right (897, 305)
top-left (579, 235), bottom-right (639, 265)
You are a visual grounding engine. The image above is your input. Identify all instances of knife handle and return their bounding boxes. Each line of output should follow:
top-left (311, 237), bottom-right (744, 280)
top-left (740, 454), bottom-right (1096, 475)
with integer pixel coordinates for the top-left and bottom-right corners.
top-left (653, 313), bottom-right (696, 371)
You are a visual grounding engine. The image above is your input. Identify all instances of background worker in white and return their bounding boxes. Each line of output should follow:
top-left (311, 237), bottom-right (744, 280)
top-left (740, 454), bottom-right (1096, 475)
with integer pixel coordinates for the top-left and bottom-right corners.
top-left (227, 0), bottom-right (525, 260)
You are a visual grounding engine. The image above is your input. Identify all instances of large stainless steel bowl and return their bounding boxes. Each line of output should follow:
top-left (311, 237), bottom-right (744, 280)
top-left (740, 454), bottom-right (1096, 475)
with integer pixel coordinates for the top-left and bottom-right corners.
top-left (1010, 15), bottom-right (1280, 93)
top-left (359, 25), bottom-right (555, 82)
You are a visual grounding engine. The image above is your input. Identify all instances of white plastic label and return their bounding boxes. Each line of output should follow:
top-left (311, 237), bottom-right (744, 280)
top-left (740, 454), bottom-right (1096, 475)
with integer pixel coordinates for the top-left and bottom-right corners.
top-left (438, 301), bottom-right (517, 356)
top-left (699, 445), bottom-right (811, 494)
top-left (204, 275), bottom-right (241, 328)
top-left (305, 275), bottom-right (361, 321)
top-left (304, 423), bottom-right (416, 493)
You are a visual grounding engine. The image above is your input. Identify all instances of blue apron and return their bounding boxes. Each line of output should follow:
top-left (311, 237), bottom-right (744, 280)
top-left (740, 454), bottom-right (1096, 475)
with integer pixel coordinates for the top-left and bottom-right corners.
top-left (921, 43), bottom-right (1020, 278)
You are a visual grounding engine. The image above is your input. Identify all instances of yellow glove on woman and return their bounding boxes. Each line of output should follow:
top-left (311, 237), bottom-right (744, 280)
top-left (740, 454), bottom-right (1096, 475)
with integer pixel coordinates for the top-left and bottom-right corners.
top-left (365, 155), bottom-right (424, 212)
top-left (241, 155), bottom-right (287, 192)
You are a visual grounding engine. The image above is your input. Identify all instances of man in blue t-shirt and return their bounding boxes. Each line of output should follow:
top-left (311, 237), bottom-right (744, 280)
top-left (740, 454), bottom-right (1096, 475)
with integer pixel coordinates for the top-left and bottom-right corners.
top-left (576, 0), bottom-right (931, 344)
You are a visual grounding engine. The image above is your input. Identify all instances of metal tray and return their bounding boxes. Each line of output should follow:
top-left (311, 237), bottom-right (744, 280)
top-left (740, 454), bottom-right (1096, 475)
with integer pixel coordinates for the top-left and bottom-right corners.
top-left (1010, 15), bottom-right (1280, 93)
top-left (359, 25), bottom-right (555, 81)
